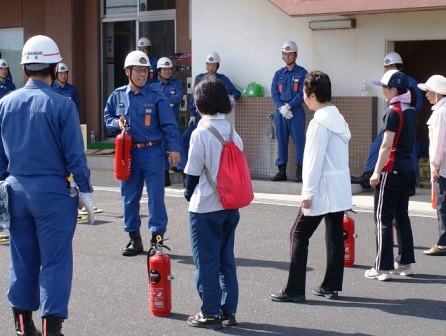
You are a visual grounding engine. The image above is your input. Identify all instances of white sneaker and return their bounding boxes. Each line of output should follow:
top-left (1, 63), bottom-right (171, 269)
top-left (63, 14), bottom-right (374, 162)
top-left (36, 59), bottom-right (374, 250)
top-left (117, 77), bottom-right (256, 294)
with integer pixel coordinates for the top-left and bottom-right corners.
top-left (365, 268), bottom-right (391, 281)
top-left (390, 262), bottom-right (413, 276)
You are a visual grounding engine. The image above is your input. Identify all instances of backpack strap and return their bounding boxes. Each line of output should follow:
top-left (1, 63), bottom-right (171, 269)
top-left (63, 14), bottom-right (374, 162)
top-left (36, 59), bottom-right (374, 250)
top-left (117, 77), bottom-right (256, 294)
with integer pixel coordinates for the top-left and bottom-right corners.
top-left (203, 123), bottom-right (232, 144)
top-left (202, 123), bottom-right (234, 195)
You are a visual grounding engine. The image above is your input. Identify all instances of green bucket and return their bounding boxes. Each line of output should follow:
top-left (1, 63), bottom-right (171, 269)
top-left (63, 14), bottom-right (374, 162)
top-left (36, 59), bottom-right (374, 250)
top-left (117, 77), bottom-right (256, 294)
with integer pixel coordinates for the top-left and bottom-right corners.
top-left (244, 82), bottom-right (264, 97)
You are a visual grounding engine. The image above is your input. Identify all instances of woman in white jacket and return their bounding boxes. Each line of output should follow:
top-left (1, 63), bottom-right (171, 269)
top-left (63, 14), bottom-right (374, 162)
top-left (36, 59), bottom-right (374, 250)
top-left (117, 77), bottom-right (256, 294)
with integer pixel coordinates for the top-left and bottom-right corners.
top-left (270, 71), bottom-right (352, 302)
top-left (418, 75), bottom-right (446, 256)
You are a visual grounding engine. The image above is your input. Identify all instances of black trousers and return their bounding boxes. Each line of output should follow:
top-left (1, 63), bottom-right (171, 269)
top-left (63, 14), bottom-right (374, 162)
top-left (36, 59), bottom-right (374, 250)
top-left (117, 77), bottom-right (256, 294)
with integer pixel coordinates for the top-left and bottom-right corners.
top-left (374, 171), bottom-right (416, 270)
top-left (284, 209), bottom-right (345, 296)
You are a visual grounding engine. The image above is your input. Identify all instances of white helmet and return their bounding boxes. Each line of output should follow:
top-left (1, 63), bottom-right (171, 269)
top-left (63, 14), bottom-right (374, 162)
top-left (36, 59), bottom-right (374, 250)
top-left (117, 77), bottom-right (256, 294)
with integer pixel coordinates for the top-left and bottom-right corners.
top-left (157, 57), bottom-right (173, 69)
top-left (56, 62), bottom-right (69, 73)
top-left (21, 35), bottom-right (62, 69)
top-left (384, 52), bottom-right (403, 66)
top-left (124, 51), bottom-right (150, 68)
top-left (206, 51), bottom-right (220, 63)
top-left (281, 40), bottom-right (298, 53)
top-left (0, 59), bottom-right (9, 68)
top-left (137, 37), bottom-right (151, 48)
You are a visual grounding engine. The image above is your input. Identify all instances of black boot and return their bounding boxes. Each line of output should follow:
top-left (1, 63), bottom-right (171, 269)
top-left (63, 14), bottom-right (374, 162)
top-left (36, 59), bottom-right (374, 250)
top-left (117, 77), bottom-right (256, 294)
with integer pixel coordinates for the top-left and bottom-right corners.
top-left (294, 165), bottom-right (302, 183)
top-left (351, 171), bottom-right (372, 189)
top-left (13, 308), bottom-right (41, 336)
top-left (122, 230), bottom-right (144, 256)
top-left (271, 164), bottom-right (287, 181)
top-left (164, 169), bottom-right (171, 187)
top-left (41, 316), bottom-right (63, 336)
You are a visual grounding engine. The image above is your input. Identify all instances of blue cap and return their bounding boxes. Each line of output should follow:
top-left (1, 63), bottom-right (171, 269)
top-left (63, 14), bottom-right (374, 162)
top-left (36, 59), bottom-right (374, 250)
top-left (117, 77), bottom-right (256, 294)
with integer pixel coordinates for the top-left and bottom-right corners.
top-left (372, 70), bottom-right (409, 92)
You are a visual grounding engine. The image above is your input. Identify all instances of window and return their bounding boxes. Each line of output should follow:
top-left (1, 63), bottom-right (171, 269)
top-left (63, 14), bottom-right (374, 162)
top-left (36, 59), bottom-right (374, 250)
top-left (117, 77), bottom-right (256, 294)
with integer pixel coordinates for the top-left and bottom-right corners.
top-left (105, 0), bottom-right (174, 15)
top-left (0, 28), bottom-right (24, 89)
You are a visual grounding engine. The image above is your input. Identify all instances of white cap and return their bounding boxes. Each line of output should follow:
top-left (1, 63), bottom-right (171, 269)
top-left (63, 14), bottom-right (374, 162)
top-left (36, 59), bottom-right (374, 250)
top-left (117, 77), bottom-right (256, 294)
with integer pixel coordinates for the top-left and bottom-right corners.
top-left (281, 40), bottom-right (298, 53)
top-left (56, 62), bottom-right (69, 73)
top-left (157, 57), bottom-right (173, 69)
top-left (137, 37), bottom-right (151, 47)
top-left (417, 75), bottom-right (446, 95)
top-left (21, 35), bottom-right (62, 69)
top-left (206, 51), bottom-right (220, 63)
top-left (0, 59), bottom-right (9, 68)
top-left (124, 51), bottom-right (150, 68)
top-left (384, 52), bottom-right (403, 66)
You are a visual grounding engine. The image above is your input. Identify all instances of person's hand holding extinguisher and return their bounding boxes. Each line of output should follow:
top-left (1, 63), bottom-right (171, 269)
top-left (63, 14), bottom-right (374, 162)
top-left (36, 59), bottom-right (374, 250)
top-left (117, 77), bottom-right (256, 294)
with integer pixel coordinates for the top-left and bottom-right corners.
top-left (118, 115), bottom-right (126, 131)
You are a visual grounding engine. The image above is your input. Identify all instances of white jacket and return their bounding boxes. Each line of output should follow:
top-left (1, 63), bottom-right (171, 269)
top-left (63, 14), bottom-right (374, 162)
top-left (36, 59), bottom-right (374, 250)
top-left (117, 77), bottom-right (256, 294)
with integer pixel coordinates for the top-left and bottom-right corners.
top-left (301, 105), bottom-right (352, 216)
top-left (427, 97), bottom-right (446, 180)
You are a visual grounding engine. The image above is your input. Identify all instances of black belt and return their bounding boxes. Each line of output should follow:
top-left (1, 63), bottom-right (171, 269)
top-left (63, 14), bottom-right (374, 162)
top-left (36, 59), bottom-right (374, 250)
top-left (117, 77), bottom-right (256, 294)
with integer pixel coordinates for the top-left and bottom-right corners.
top-left (131, 141), bottom-right (158, 148)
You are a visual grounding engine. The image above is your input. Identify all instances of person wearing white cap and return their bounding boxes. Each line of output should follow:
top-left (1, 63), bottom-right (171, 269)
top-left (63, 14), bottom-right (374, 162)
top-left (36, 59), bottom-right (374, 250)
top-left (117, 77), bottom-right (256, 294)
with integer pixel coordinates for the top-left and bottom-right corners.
top-left (418, 75), bottom-right (446, 256)
top-left (351, 52), bottom-right (423, 189)
top-left (173, 51), bottom-right (241, 173)
top-left (270, 40), bottom-right (308, 183)
top-left (104, 50), bottom-right (180, 257)
top-left (365, 70), bottom-right (417, 281)
top-left (51, 62), bottom-right (80, 113)
top-left (0, 35), bottom-right (94, 335)
top-left (0, 58), bottom-right (16, 99)
top-left (137, 36), bottom-right (158, 85)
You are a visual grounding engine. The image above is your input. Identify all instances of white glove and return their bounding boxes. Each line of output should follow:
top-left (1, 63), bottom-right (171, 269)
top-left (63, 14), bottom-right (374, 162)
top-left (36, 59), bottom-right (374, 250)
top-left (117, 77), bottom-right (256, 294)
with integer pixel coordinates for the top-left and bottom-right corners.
top-left (188, 116), bottom-right (196, 126)
top-left (279, 105), bottom-right (293, 119)
top-left (79, 192), bottom-right (95, 224)
top-left (279, 105), bottom-right (290, 118)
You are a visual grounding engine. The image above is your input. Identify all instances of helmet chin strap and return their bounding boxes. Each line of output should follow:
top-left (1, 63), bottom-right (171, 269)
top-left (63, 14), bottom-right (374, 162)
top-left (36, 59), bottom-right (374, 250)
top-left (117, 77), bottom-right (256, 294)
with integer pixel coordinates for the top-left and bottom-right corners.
top-left (128, 68), bottom-right (145, 90)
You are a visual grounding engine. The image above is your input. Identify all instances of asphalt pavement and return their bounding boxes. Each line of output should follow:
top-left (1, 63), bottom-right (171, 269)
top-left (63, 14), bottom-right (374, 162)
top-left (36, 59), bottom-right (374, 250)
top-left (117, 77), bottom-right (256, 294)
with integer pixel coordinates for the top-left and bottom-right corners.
top-left (0, 183), bottom-right (445, 335)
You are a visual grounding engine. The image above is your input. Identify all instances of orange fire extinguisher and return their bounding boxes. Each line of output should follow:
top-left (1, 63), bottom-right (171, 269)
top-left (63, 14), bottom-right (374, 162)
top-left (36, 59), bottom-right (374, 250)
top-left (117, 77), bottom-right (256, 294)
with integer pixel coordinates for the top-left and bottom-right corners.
top-left (343, 209), bottom-right (357, 267)
top-left (114, 122), bottom-right (132, 181)
top-left (432, 183), bottom-right (437, 209)
top-left (148, 236), bottom-right (173, 317)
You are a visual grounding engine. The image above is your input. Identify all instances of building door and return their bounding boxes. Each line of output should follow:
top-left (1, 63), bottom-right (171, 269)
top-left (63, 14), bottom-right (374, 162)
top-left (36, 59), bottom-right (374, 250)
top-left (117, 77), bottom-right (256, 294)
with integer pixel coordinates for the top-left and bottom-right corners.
top-left (393, 40), bottom-right (446, 158)
top-left (102, 0), bottom-right (176, 138)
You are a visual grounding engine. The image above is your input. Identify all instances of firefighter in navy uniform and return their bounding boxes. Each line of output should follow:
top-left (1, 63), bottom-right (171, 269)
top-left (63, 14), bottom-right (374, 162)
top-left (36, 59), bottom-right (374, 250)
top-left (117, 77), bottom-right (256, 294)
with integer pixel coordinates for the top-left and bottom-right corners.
top-left (137, 37), bottom-right (159, 86)
top-left (0, 58), bottom-right (16, 99)
top-left (104, 51), bottom-right (180, 256)
top-left (271, 40), bottom-right (308, 182)
top-left (51, 62), bottom-right (80, 113)
top-left (150, 57), bottom-right (184, 186)
top-left (0, 35), bottom-right (94, 336)
top-left (173, 51), bottom-right (241, 173)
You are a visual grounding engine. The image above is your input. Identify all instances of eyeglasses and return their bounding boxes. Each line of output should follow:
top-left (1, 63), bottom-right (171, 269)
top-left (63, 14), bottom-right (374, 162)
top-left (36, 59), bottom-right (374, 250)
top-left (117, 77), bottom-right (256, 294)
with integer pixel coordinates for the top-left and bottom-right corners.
top-left (384, 64), bottom-right (397, 69)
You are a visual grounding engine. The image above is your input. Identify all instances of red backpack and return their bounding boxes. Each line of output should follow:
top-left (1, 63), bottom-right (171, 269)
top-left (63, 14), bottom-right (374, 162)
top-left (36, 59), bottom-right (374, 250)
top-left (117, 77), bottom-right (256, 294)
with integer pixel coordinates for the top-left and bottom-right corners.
top-left (204, 124), bottom-right (254, 209)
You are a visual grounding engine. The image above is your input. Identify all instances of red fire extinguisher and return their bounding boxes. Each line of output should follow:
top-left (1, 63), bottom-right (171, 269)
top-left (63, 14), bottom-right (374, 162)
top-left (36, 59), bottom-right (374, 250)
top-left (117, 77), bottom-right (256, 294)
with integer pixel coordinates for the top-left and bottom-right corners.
top-left (114, 122), bottom-right (132, 181)
top-left (148, 236), bottom-right (173, 317)
top-left (343, 209), bottom-right (357, 267)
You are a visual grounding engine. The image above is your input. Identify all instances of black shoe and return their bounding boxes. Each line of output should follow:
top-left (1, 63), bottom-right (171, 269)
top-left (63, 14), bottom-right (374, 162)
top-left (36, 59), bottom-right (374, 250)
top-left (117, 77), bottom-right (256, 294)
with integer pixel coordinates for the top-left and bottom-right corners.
top-left (187, 313), bottom-right (223, 330)
top-left (312, 286), bottom-right (339, 300)
top-left (294, 165), bottom-right (302, 183)
top-left (41, 315), bottom-right (64, 336)
top-left (220, 311), bottom-right (237, 326)
top-left (270, 291), bottom-right (306, 302)
top-left (164, 170), bottom-right (171, 187)
top-left (122, 230), bottom-right (144, 256)
top-left (171, 166), bottom-right (183, 173)
top-left (350, 175), bottom-right (363, 184)
top-left (271, 172), bottom-right (287, 181)
top-left (13, 308), bottom-right (42, 336)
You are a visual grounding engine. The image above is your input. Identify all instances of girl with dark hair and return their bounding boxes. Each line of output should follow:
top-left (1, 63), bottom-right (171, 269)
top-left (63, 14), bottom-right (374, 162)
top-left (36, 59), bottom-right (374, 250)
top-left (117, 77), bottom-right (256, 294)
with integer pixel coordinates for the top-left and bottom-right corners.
top-left (184, 75), bottom-right (243, 329)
